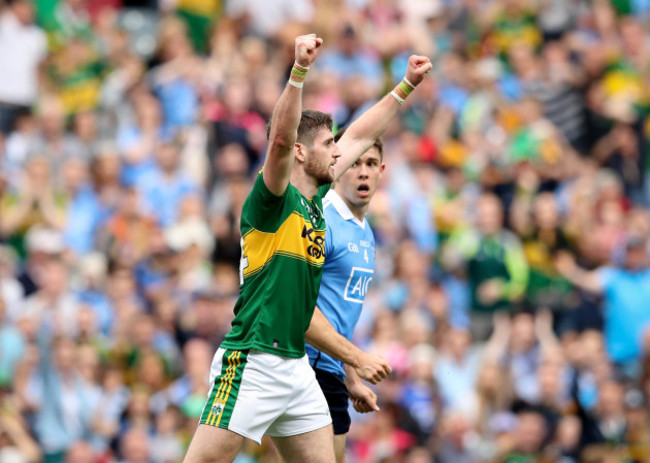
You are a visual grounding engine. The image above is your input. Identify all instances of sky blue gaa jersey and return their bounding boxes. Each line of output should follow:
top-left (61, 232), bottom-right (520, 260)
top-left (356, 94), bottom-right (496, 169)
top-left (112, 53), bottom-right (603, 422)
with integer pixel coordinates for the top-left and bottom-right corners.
top-left (306, 190), bottom-right (375, 378)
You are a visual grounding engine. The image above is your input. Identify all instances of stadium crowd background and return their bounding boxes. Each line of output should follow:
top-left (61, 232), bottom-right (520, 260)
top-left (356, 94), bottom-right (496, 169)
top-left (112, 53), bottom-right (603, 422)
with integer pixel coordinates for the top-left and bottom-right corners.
top-left (1, 0), bottom-right (650, 461)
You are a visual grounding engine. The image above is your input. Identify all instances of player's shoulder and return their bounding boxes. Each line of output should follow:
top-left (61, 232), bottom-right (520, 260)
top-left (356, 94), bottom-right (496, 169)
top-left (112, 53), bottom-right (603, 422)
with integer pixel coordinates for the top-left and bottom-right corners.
top-left (247, 172), bottom-right (298, 205)
top-left (241, 173), bottom-right (301, 233)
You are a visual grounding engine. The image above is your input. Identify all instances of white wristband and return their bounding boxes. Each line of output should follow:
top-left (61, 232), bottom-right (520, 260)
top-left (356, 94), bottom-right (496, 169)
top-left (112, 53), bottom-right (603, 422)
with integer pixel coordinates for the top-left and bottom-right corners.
top-left (403, 77), bottom-right (416, 89)
top-left (288, 79), bottom-right (304, 88)
top-left (390, 90), bottom-right (404, 105)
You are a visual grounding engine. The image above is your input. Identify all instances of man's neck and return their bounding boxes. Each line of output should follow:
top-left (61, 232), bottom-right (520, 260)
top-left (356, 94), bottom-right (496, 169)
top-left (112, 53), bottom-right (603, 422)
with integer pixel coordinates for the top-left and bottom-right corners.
top-left (337, 190), bottom-right (367, 222)
top-left (290, 169), bottom-right (319, 199)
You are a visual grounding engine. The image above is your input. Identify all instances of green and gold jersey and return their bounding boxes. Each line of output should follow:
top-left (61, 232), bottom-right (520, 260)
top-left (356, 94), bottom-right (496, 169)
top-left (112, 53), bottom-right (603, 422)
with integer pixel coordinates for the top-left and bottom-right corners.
top-left (221, 173), bottom-right (331, 358)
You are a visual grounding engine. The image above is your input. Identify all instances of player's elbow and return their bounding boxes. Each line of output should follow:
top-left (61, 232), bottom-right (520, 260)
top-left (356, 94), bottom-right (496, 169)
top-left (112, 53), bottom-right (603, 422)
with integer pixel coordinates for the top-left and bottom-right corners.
top-left (268, 129), bottom-right (296, 151)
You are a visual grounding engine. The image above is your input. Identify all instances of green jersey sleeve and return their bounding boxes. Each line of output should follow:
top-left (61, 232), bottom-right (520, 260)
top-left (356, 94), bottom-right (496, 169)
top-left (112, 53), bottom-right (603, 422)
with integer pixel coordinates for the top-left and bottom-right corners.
top-left (242, 173), bottom-right (296, 233)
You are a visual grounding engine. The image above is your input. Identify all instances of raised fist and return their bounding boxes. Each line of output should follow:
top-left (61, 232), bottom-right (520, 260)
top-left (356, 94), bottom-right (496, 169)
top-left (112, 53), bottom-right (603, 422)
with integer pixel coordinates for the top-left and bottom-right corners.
top-left (405, 55), bottom-right (433, 87)
top-left (295, 33), bottom-right (323, 68)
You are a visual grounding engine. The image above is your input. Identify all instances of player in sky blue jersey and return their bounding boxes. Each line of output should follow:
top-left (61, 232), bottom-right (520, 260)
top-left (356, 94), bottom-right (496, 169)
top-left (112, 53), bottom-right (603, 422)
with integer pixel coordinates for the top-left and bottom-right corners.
top-left (306, 129), bottom-right (386, 463)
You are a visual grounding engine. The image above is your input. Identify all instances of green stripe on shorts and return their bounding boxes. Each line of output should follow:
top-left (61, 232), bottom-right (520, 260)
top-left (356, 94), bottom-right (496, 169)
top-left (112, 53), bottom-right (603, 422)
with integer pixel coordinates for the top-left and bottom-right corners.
top-left (200, 349), bottom-right (248, 428)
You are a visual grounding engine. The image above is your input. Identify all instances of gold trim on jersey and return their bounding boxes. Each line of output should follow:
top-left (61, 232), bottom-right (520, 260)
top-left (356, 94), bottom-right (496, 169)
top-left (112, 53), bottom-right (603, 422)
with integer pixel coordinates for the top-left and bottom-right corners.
top-left (242, 212), bottom-right (326, 278)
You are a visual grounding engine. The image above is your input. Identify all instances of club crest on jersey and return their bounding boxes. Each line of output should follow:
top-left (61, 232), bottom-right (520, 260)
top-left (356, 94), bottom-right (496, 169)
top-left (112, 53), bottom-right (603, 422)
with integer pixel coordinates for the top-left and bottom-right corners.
top-left (300, 198), bottom-right (319, 225)
top-left (344, 267), bottom-right (374, 303)
top-left (211, 400), bottom-right (225, 417)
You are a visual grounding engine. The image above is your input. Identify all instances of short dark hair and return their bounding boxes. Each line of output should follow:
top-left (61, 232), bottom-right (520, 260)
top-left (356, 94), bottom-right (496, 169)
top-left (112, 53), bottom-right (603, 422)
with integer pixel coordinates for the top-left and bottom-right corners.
top-left (334, 127), bottom-right (384, 160)
top-left (266, 110), bottom-right (333, 148)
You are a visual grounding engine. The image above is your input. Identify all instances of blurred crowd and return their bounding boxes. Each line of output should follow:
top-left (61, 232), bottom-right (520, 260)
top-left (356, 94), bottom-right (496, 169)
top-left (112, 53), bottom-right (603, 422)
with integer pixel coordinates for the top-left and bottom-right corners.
top-left (1, 0), bottom-right (650, 462)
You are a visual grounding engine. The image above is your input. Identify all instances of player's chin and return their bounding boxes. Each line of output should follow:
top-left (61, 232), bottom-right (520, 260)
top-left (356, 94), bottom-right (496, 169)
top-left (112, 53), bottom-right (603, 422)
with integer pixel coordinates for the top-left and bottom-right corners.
top-left (317, 171), bottom-right (334, 186)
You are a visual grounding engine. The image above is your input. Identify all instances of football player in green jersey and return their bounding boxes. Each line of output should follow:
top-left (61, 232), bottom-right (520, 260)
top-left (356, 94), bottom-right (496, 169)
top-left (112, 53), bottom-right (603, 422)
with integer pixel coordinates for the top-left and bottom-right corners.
top-left (184, 34), bottom-right (431, 463)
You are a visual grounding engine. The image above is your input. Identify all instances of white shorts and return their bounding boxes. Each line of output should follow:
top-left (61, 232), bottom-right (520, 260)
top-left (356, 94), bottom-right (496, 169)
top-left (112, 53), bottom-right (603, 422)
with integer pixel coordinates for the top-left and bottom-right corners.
top-left (199, 347), bottom-right (332, 444)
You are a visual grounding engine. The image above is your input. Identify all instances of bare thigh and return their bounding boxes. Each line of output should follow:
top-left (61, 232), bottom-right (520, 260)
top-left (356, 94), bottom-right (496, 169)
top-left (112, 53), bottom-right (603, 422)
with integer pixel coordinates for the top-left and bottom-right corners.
top-left (333, 434), bottom-right (347, 463)
top-left (271, 424), bottom-right (336, 463)
top-left (183, 424), bottom-right (245, 463)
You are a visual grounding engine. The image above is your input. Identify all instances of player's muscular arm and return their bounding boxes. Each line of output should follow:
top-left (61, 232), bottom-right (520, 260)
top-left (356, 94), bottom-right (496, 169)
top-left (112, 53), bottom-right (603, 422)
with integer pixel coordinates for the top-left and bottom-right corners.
top-left (333, 55), bottom-right (432, 181)
top-left (306, 307), bottom-right (392, 384)
top-left (263, 34), bottom-right (323, 196)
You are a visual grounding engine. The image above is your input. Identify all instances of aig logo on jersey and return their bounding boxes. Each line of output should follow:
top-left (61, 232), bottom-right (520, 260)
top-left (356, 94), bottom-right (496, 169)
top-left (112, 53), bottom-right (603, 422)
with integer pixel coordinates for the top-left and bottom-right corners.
top-left (344, 267), bottom-right (374, 303)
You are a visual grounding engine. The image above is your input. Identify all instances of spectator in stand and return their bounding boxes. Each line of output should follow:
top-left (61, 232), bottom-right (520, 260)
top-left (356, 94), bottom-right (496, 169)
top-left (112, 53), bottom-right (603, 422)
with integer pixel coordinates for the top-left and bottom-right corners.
top-left (0, 0), bottom-right (47, 134)
top-left (24, 337), bottom-right (99, 462)
top-left (67, 110), bottom-right (102, 160)
top-left (556, 232), bottom-right (650, 376)
top-left (512, 191), bottom-right (574, 311)
top-left (317, 23), bottom-right (384, 107)
top-left (442, 192), bottom-right (529, 339)
top-left (498, 405), bottom-right (551, 463)
top-left (116, 92), bottom-right (164, 187)
top-left (135, 137), bottom-right (200, 229)
top-left (60, 157), bottom-right (102, 256)
top-left (117, 427), bottom-right (151, 463)
top-left (0, 157), bottom-right (66, 256)
top-left (150, 338), bottom-right (211, 415)
top-left (149, 16), bottom-right (202, 133)
top-left (30, 96), bottom-right (89, 166)
top-left (18, 257), bottom-right (79, 338)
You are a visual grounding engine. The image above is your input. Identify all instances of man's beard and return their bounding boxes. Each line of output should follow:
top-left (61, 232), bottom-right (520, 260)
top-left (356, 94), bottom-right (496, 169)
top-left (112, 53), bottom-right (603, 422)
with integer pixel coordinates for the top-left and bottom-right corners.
top-left (305, 155), bottom-right (333, 186)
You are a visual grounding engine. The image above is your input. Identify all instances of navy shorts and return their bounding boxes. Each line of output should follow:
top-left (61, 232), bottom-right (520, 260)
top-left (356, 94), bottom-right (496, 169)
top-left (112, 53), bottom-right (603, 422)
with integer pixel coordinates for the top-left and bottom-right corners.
top-left (314, 368), bottom-right (351, 435)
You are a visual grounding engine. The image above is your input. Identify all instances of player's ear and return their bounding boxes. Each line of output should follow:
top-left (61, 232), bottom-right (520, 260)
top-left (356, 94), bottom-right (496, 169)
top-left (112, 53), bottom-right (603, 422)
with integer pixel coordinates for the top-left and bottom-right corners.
top-left (295, 143), bottom-right (306, 162)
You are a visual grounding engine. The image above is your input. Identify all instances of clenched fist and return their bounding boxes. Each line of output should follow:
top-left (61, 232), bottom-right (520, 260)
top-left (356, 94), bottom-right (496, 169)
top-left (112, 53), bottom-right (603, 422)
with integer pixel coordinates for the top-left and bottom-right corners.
top-left (405, 55), bottom-right (433, 87)
top-left (295, 33), bottom-right (323, 68)
top-left (354, 352), bottom-right (392, 384)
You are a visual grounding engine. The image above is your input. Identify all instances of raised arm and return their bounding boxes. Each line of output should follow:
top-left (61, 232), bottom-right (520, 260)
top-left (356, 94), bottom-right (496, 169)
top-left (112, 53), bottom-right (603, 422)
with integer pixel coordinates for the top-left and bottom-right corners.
top-left (306, 307), bottom-right (392, 384)
top-left (333, 55), bottom-right (432, 181)
top-left (263, 34), bottom-right (323, 196)
top-left (555, 251), bottom-right (604, 294)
